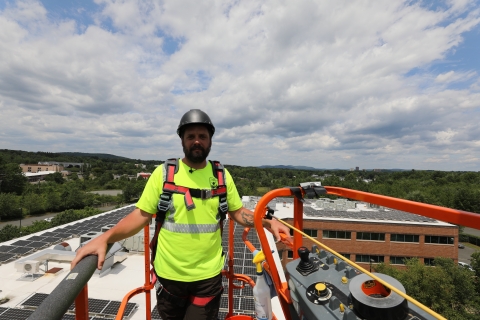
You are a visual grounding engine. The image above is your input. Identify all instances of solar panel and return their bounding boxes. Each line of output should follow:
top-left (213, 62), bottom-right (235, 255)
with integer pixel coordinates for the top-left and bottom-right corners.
top-left (10, 240), bottom-right (32, 246)
top-left (41, 236), bottom-right (62, 243)
top-left (0, 245), bottom-right (16, 253)
top-left (233, 252), bottom-right (244, 259)
top-left (243, 266), bottom-right (256, 276)
top-left (233, 266), bottom-right (243, 274)
top-left (61, 314), bottom-right (75, 320)
top-left (27, 236), bottom-right (46, 241)
top-left (240, 297), bottom-right (255, 312)
top-left (240, 285), bottom-right (253, 297)
top-left (219, 294), bottom-right (229, 309)
top-left (101, 300), bottom-right (137, 317)
top-left (25, 241), bottom-right (49, 249)
top-left (9, 247), bottom-right (34, 255)
top-left (40, 232), bottom-right (58, 237)
top-left (151, 306), bottom-right (161, 319)
top-left (0, 308), bottom-right (34, 319)
top-left (0, 253), bottom-right (16, 263)
top-left (21, 293), bottom-right (49, 308)
top-left (87, 298), bottom-right (109, 314)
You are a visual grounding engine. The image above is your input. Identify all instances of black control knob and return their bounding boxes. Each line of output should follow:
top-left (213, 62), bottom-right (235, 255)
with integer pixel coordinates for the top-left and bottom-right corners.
top-left (298, 247), bottom-right (310, 262)
top-left (296, 246), bottom-right (319, 276)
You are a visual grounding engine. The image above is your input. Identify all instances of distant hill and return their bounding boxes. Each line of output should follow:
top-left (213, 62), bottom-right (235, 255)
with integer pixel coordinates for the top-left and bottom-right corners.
top-left (0, 149), bottom-right (135, 164)
top-left (258, 165), bottom-right (323, 171)
top-left (58, 152), bottom-right (131, 160)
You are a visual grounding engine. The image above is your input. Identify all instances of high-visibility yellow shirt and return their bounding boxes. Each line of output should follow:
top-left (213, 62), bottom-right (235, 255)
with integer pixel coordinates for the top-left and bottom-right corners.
top-left (136, 159), bottom-right (243, 281)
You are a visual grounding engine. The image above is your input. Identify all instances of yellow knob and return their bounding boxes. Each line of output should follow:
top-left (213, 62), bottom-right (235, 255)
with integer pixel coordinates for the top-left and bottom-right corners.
top-left (341, 276), bottom-right (348, 284)
top-left (339, 304), bottom-right (345, 313)
top-left (315, 283), bottom-right (326, 295)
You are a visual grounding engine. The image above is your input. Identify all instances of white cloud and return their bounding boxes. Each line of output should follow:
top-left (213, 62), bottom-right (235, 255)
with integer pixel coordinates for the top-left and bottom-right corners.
top-left (0, 0), bottom-right (480, 170)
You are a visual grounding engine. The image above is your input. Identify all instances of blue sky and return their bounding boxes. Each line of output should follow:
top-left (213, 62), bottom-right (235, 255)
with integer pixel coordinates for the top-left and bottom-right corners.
top-left (1, 0), bottom-right (480, 170)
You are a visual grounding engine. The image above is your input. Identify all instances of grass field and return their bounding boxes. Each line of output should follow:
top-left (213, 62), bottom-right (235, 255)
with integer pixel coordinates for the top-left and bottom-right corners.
top-left (256, 187), bottom-right (270, 194)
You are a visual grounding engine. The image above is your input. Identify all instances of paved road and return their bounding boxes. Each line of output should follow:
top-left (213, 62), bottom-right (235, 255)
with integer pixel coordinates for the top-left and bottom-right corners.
top-left (0, 205), bottom-right (118, 228)
top-left (464, 227), bottom-right (480, 237)
top-left (458, 242), bottom-right (479, 264)
top-left (0, 212), bottom-right (57, 229)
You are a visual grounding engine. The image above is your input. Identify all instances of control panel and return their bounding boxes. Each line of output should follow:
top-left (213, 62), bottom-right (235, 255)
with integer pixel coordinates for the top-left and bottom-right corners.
top-left (285, 246), bottom-right (433, 320)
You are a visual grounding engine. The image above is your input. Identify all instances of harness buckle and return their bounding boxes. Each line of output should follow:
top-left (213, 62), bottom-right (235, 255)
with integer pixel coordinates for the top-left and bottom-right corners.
top-left (219, 201), bottom-right (228, 214)
top-left (157, 193), bottom-right (171, 212)
top-left (200, 189), bottom-right (212, 199)
top-left (155, 278), bottom-right (163, 296)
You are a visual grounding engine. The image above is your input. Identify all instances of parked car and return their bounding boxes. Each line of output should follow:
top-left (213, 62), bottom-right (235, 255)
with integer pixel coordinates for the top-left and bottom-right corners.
top-left (458, 243), bottom-right (465, 249)
top-left (458, 261), bottom-right (474, 272)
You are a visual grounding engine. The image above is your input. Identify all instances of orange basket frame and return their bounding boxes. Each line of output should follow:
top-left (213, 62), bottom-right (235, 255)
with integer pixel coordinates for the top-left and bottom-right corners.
top-left (250, 186), bottom-right (480, 320)
top-left (111, 186), bottom-right (480, 320)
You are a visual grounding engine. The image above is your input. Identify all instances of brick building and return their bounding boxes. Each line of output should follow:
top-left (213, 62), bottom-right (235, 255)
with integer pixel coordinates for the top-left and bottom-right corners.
top-left (20, 163), bottom-right (63, 173)
top-left (243, 197), bottom-right (459, 271)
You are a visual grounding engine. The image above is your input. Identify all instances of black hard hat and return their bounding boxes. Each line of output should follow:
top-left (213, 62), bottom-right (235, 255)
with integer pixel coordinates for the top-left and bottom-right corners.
top-left (177, 109), bottom-right (215, 137)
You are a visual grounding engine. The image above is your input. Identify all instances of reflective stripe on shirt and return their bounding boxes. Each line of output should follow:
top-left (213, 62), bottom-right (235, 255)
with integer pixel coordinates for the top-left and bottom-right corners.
top-left (162, 221), bottom-right (220, 233)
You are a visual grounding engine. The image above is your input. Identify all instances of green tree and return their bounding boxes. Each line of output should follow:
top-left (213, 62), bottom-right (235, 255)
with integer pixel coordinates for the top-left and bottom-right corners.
top-left (0, 224), bottom-right (21, 242)
top-left (374, 258), bottom-right (479, 319)
top-left (453, 187), bottom-right (480, 213)
top-left (0, 193), bottom-right (21, 220)
top-left (22, 192), bottom-right (45, 215)
top-left (122, 182), bottom-right (136, 202)
top-left (44, 172), bottom-right (65, 184)
top-left (471, 251), bottom-right (480, 296)
top-left (44, 189), bottom-right (61, 212)
top-left (0, 163), bottom-right (27, 194)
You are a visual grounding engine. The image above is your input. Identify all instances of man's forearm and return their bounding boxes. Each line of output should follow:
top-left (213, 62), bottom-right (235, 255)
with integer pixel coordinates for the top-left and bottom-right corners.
top-left (104, 208), bottom-right (151, 243)
top-left (230, 207), bottom-right (268, 228)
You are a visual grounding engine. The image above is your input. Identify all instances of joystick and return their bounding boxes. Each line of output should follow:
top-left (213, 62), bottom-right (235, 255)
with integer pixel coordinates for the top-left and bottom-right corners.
top-left (296, 246), bottom-right (319, 276)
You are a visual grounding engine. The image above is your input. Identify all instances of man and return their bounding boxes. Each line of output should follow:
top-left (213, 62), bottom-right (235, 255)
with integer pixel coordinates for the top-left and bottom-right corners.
top-left (71, 109), bottom-right (290, 320)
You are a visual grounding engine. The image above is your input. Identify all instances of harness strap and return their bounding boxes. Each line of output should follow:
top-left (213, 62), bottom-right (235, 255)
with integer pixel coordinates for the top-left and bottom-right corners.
top-left (155, 278), bottom-right (223, 307)
top-left (152, 158), bottom-right (228, 266)
top-left (211, 160), bottom-right (228, 222)
top-left (163, 183), bottom-right (227, 197)
top-left (190, 286), bottom-right (224, 306)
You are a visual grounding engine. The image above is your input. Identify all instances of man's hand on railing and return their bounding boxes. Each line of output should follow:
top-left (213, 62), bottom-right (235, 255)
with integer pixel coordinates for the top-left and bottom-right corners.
top-left (262, 218), bottom-right (290, 243)
top-left (71, 235), bottom-right (109, 270)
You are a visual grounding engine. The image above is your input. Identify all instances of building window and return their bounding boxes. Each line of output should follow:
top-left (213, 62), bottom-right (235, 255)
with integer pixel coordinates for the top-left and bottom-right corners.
top-left (355, 255), bottom-right (384, 263)
top-left (339, 253), bottom-right (351, 260)
top-left (357, 232), bottom-right (385, 241)
top-left (37, 167), bottom-right (41, 172)
top-left (390, 256), bottom-right (412, 265)
top-left (425, 235), bottom-right (454, 245)
top-left (323, 230), bottom-right (351, 239)
top-left (424, 258), bottom-right (435, 266)
top-left (287, 251), bottom-right (293, 259)
top-left (27, 167), bottom-right (31, 172)
top-left (303, 229), bottom-right (318, 238)
top-left (391, 234), bottom-right (419, 243)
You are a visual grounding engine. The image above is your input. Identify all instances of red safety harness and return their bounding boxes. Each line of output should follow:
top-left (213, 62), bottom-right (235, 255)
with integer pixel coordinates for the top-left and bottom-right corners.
top-left (150, 158), bottom-right (228, 307)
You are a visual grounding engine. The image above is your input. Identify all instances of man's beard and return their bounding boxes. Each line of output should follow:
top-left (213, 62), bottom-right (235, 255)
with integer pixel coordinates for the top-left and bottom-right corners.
top-left (183, 143), bottom-right (211, 164)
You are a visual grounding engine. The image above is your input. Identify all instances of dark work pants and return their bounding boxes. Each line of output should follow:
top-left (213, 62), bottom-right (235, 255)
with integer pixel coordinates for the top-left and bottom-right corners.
top-left (156, 273), bottom-right (222, 320)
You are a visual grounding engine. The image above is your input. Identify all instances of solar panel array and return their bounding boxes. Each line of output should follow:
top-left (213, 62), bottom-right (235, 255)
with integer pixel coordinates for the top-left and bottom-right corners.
top-left (303, 205), bottom-right (437, 223)
top-left (18, 292), bottom-right (138, 319)
top-left (261, 196), bottom-right (437, 224)
top-left (0, 205), bottom-right (137, 319)
top-left (0, 205), bottom-right (135, 266)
